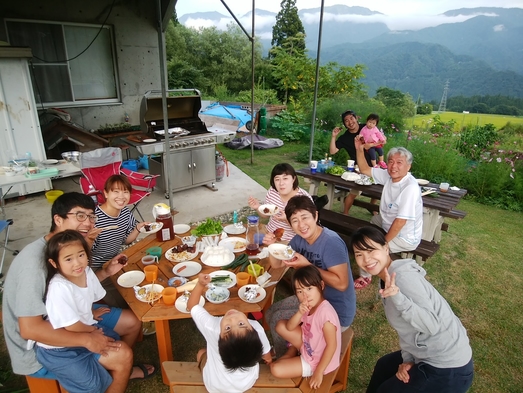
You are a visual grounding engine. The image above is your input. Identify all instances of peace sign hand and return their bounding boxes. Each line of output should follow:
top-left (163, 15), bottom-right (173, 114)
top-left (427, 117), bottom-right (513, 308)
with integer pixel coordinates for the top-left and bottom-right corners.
top-left (379, 268), bottom-right (400, 298)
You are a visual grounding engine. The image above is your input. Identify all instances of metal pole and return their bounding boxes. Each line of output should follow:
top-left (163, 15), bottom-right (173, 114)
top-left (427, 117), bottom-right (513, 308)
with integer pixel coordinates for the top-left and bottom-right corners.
top-left (156, 0), bottom-right (174, 211)
top-left (250, 0), bottom-right (255, 164)
top-left (308, 0), bottom-right (325, 163)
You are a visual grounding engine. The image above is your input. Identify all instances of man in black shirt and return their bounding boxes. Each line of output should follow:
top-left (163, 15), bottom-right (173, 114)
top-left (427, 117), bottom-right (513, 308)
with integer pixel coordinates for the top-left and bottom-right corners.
top-left (330, 110), bottom-right (376, 215)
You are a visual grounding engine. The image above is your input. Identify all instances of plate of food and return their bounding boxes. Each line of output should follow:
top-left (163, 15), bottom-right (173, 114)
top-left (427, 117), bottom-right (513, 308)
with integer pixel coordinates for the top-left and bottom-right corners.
top-left (355, 175), bottom-right (374, 186)
top-left (417, 179), bottom-right (430, 186)
top-left (191, 218), bottom-right (223, 237)
top-left (205, 287), bottom-right (230, 304)
top-left (173, 224), bottom-right (191, 234)
top-left (258, 204), bottom-right (279, 216)
top-left (139, 222), bottom-right (163, 234)
top-left (200, 246), bottom-right (235, 267)
top-left (165, 246), bottom-right (198, 263)
top-left (134, 284), bottom-right (164, 303)
top-left (218, 237), bottom-right (247, 253)
top-left (223, 224), bottom-right (246, 235)
top-left (168, 276), bottom-right (188, 288)
top-left (117, 271), bottom-right (145, 288)
top-left (341, 171), bottom-right (360, 182)
top-left (268, 243), bottom-right (296, 260)
top-left (326, 165), bottom-right (346, 176)
top-left (175, 294), bottom-right (205, 313)
top-left (171, 261), bottom-right (202, 277)
top-left (238, 285), bottom-right (267, 304)
top-left (209, 270), bottom-right (236, 288)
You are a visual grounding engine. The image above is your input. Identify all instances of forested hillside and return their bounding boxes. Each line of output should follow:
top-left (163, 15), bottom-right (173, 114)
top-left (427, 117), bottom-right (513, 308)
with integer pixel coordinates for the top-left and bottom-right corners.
top-left (319, 41), bottom-right (523, 101)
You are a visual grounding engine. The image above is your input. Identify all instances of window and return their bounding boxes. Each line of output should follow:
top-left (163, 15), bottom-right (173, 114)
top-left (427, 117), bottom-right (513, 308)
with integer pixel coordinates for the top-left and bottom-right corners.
top-left (6, 19), bottom-right (120, 107)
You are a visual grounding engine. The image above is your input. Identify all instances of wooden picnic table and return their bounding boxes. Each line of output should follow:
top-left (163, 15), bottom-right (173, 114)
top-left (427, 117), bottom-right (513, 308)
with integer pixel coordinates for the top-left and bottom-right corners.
top-left (295, 168), bottom-right (467, 243)
top-left (110, 230), bottom-right (287, 385)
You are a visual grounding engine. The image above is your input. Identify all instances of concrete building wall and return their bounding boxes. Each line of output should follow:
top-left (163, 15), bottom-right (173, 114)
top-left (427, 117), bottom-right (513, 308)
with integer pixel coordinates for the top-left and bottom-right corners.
top-left (0, 0), bottom-right (162, 131)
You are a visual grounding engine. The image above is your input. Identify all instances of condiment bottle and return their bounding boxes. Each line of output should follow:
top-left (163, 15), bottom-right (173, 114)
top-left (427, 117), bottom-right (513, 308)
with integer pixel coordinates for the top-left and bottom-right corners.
top-left (152, 203), bottom-right (174, 242)
top-left (245, 215), bottom-right (260, 256)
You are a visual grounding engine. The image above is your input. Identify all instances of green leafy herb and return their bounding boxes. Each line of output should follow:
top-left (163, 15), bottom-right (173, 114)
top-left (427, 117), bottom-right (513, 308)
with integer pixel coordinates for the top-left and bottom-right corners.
top-left (326, 166), bottom-right (345, 176)
top-left (191, 218), bottom-right (223, 236)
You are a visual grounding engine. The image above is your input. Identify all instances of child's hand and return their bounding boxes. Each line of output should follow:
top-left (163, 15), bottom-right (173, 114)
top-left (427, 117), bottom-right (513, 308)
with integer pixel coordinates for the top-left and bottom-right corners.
top-left (197, 273), bottom-right (211, 287)
top-left (298, 301), bottom-right (310, 316)
top-left (262, 352), bottom-right (273, 365)
top-left (93, 306), bottom-right (111, 321)
top-left (309, 370), bottom-right (324, 389)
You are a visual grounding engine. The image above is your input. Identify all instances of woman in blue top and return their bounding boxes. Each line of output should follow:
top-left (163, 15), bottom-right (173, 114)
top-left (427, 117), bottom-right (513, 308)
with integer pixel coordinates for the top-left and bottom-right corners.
top-left (265, 195), bottom-right (356, 358)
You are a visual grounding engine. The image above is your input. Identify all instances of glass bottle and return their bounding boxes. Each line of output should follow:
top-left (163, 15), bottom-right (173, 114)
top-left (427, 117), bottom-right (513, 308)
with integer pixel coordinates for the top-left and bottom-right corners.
top-left (245, 215), bottom-right (260, 255)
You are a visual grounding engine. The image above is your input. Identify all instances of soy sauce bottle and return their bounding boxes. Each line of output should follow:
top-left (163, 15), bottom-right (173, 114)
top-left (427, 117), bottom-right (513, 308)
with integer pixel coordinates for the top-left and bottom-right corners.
top-left (245, 215), bottom-right (260, 255)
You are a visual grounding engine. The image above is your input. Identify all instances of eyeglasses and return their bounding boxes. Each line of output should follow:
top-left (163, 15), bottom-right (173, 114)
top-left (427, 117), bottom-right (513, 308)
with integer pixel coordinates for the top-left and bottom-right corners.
top-left (67, 212), bottom-right (98, 223)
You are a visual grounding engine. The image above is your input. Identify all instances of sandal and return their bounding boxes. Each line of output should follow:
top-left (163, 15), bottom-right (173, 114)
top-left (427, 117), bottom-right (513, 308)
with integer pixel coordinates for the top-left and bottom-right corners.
top-left (130, 363), bottom-right (157, 380)
top-left (354, 276), bottom-right (372, 290)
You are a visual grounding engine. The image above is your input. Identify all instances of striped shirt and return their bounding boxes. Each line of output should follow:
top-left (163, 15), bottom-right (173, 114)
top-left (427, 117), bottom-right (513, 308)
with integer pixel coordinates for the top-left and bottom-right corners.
top-left (91, 206), bottom-right (137, 268)
top-left (265, 187), bottom-right (312, 242)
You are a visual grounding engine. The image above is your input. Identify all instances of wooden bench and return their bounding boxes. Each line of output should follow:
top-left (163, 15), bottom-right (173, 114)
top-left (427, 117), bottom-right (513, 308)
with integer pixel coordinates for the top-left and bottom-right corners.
top-left (163, 328), bottom-right (354, 393)
top-left (25, 376), bottom-right (68, 393)
top-left (439, 209), bottom-right (467, 220)
top-left (319, 209), bottom-right (439, 262)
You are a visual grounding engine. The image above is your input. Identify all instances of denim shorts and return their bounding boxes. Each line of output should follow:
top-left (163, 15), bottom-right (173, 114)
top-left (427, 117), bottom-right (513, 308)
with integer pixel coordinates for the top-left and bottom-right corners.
top-left (35, 345), bottom-right (112, 393)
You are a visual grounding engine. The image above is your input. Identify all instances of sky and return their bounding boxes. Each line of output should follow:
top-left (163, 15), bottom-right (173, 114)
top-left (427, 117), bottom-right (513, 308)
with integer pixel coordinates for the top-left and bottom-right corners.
top-left (177, 0), bottom-right (523, 31)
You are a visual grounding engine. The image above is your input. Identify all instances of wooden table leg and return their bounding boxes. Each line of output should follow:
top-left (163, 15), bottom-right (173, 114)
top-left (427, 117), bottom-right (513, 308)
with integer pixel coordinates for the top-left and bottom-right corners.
top-left (155, 320), bottom-right (173, 385)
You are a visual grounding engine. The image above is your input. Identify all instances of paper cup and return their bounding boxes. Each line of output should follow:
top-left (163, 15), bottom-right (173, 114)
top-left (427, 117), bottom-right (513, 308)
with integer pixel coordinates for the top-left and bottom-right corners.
top-left (347, 160), bottom-right (355, 171)
top-left (310, 160), bottom-right (318, 174)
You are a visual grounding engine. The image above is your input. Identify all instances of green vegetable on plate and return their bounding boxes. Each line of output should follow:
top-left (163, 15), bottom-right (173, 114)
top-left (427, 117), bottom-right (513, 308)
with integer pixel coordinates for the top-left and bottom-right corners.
top-left (326, 166), bottom-right (345, 176)
top-left (191, 218), bottom-right (223, 236)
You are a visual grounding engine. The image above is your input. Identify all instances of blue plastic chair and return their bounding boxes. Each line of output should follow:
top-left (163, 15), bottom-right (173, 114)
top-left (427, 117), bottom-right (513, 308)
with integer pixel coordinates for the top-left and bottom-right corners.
top-left (0, 219), bottom-right (14, 279)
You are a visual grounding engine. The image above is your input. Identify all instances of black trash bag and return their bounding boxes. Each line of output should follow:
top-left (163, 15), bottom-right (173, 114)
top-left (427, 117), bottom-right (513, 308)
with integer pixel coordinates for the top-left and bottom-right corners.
top-left (225, 134), bottom-right (284, 150)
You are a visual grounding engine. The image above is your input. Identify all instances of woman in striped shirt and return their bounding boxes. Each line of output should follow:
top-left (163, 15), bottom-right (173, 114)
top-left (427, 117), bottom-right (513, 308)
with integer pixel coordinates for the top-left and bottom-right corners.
top-left (91, 175), bottom-right (150, 307)
top-left (248, 163), bottom-right (312, 243)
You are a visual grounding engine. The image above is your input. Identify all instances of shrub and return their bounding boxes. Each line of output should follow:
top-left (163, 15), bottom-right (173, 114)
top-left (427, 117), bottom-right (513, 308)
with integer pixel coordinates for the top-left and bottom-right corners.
top-left (456, 123), bottom-right (498, 160)
top-left (270, 110), bottom-right (309, 142)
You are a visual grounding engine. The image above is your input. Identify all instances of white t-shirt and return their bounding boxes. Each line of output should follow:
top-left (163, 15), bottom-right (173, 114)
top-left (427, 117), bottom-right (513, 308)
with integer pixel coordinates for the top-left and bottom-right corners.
top-left (37, 267), bottom-right (106, 349)
top-left (371, 169), bottom-right (423, 246)
top-left (190, 305), bottom-right (271, 393)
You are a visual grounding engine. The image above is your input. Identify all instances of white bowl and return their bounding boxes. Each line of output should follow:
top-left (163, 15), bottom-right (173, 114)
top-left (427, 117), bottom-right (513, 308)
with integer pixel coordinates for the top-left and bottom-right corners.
top-left (205, 287), bottom-right (230, 304)
top-left (417, 179), bottom-right (430, 186)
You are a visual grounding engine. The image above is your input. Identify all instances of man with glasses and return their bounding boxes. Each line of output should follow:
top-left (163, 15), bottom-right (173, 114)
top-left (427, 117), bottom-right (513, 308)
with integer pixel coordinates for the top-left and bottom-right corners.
top-left (2, 192), bottom-right (155, 392)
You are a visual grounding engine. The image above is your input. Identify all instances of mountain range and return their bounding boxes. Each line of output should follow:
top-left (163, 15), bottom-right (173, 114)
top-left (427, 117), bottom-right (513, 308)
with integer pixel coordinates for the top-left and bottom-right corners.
top-left (179, 6), bottom-right (523, 101)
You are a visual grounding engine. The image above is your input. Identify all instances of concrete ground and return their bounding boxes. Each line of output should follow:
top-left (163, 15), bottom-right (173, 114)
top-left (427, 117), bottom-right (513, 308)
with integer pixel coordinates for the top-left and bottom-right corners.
top-left (0, 162), bottom-right (267, 278)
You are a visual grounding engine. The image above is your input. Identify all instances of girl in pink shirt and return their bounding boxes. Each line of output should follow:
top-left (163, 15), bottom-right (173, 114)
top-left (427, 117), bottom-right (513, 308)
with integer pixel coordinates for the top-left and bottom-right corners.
top-left (270, 265), bottom-right (341, 389)
top-left (360, 113), bottom-right (387, 168)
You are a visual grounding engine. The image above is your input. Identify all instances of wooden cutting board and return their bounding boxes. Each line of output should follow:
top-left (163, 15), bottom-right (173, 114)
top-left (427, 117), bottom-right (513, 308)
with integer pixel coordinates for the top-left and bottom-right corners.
top-left (127, 134), bottom-right (149, 143)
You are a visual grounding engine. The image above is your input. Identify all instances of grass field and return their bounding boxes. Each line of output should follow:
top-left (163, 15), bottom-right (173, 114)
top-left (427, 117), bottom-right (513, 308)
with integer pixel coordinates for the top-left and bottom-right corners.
top-left (408, 112), bottom-right (523, 130)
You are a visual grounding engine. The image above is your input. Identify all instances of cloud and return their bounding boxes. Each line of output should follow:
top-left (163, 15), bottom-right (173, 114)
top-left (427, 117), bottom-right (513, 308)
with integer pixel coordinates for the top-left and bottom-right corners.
top-left (493, 24), bottom-right (505, 32)
top-left (300, 11), bottom-right (499, 30)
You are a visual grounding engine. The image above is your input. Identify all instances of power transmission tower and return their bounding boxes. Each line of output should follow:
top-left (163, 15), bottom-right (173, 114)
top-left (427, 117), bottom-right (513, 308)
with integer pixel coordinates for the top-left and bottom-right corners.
top-left (438, 80), bottom-right (449, 113)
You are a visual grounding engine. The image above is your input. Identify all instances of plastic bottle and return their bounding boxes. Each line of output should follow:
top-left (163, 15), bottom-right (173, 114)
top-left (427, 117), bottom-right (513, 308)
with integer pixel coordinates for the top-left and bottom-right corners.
top-left (245, 215), bottom-right (260, 255)
top-left (233, 210), bottom-right (238, 225)
top-left (153, 203), bottom-right (174, 241)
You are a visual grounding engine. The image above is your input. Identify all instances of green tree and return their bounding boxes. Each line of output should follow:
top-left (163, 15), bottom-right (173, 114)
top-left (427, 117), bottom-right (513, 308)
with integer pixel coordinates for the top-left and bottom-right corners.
top-left (375, 87), bottom-right (416, 117)
top-left (417, 103), bottom-right (433, 115)
top-left (271, 0), bottom-right (306, 55)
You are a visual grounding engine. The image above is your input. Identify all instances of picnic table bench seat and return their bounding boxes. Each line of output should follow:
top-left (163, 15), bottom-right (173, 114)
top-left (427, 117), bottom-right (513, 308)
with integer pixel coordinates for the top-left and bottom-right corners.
top-left (163, 328), bottom-right (354, 393)
top-left (319, 209), bottom-right (439, 262)
top-left (25, 376), bottom-right (68, 393)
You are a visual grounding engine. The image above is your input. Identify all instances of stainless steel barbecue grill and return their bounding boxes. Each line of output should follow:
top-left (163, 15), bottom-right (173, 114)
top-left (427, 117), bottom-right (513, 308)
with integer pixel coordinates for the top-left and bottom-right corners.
top-left (129, 89), bottom-right (234, 195)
